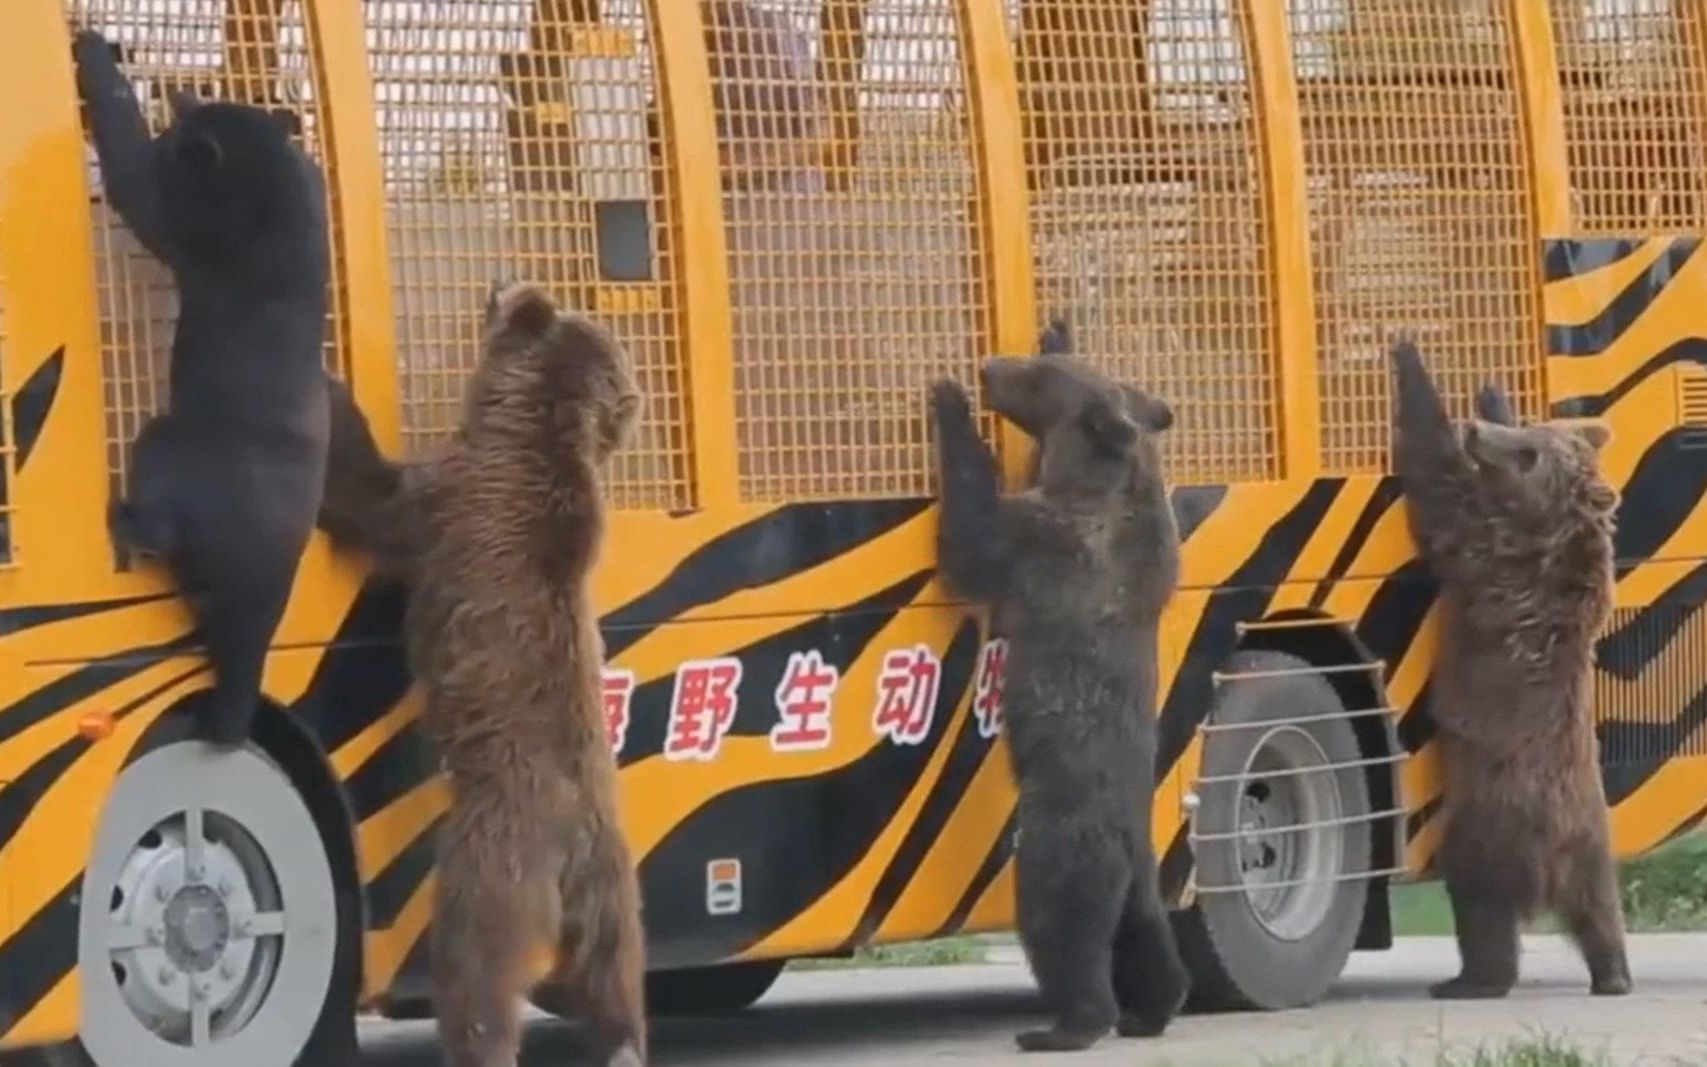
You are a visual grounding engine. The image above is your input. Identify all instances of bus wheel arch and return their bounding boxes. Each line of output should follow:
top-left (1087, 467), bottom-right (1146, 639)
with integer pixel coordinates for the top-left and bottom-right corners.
top-left (1174, 618), bottom-right (1403, 1011)
top-left (64, 698), bottom-right (361, 1066)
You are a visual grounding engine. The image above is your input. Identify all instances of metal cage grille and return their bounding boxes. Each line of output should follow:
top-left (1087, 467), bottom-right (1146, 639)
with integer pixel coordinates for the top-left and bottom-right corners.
top-left (1597, 604), bottom-right (1707, 765)
top-left (366, 0), bottom-right (693, 512)
top-left (69, 0), bottom-right (348, 501)
top-left (714, 0), bottom-right (993, 503)
top-left (1015, 0), bottom-right (1278, 485)
top-left (1288, 1), bottom-right (1545, 475)
top-left (1552, 0), bottom-right (1707, 236)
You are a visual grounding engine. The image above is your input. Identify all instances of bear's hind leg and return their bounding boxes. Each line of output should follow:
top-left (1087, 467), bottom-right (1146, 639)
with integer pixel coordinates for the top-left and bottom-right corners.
top-left (1430, 883), bottom-right (1519, 1000)
top-left (1014, 831), bottom-right (1123, 1052)
top-left (1557, 839), bottom-right (1632, 997)
top-left (1111, 860), bottom-right (1188, 1038)
top-left (431, 814), bottom-right (561, 1067)
top-left (539, 826), bottom-right (649, 1065)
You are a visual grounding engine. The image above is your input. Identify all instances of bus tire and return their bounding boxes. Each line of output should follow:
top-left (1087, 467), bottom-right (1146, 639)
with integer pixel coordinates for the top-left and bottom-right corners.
top-left (64, 739), bottom-right (359, 1067)
top-left (644, 960), bottom-right (786, 1016)
top-left (1173, 650), bottom-right (1373, 1012)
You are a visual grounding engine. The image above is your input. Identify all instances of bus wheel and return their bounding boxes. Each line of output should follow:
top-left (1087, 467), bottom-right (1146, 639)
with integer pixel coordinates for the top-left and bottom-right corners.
top-left (1173, 650), bottom-right (1374, 1012)
top-left (645, 960), bottom-right (786, 1016)
top-left (69, 740), bottom-right (355, 1067)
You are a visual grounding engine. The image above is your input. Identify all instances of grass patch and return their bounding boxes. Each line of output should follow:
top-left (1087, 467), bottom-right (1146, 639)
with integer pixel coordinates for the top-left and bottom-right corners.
top-left (1261, 1034), bottom-right (1619, 1067)
top-left (787, 935), bottom-right (989, 971)
top-left (1392, 831), bottom-right (1707, 936)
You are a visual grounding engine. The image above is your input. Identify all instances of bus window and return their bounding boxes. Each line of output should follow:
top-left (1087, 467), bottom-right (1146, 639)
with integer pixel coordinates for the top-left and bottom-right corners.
top-left (1015, 0), bottom-right (1279, 485)
top-left (1552, 0), bottom-right (1707, 236)
top-left (1289, 1), bottom-right (1546, 474)
top-left (367, 0), bottom-right (692, 512)
top-left (715, 0), bottom-right (993, 503)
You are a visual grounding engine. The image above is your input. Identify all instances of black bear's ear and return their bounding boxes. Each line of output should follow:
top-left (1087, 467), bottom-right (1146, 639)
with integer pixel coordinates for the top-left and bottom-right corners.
top-left (1081, 396), bottom-right (1139, 456)
top-left (1122, 386), bottom-right (1173, 433)
top-left (1475, 380), bottom-right (1518, 427)
top-left (269, 107), bottom-right (303, 138)
top-left (1038, 316), bottom-right (1072, 356)
top-left (166, 88), bottom-right (201, 120)
top-left (488, 280), bottom-right (558, 337)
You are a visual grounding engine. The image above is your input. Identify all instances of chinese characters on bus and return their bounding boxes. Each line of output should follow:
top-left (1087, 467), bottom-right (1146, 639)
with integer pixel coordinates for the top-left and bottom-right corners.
top-left (603, 638), bottom-right (1008, 761)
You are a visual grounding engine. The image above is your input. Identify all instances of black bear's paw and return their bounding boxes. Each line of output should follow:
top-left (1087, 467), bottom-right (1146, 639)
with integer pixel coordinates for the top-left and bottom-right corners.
top-left (1591, 973), bottom-right (1632, 997)
top-left (1115, 1013), bottom-right (1170, 1039)
top-left (1428, 977), bottom-right (1512, 1001)
top-left (1015, 1026), bottom-right (1106, 1053)
top-left (929, 378), bottom-right (972, 428)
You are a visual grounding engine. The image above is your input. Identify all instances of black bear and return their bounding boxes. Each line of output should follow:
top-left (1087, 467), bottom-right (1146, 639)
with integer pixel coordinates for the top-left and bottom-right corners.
top-left (930, 327), bottom-right (1188, 1051)
top-left (74, 28), bottom-right (331, 747)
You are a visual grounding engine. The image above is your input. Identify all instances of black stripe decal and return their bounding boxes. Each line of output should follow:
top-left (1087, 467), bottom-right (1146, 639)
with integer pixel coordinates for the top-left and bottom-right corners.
top-left (1600, 680), bottom-right (1707, 808)
top-left (1598, 560), bottom-right (1707, 681)
top-left (1551, 336), bottom-right (1707, 419)
top-left (1156, 479), bottom-right (1345, 779)
top-left (1542, 237), bottom-right (1652, 284)
top-left (0, 593), bottom-right (174, 639)
top-left (290, 578), bottom-right (412, 754)
top-left (1611, 429), bottom-right (1707, 571)
top-left (1170, 485), bottom-right (1227, 544)
top-left (838, 666), bottom-right (996, 951)
top-left (0, 879), bottom-right (78, 1040)
top-left (1547, 237), bottom-right (1701, 357)
top-left (365, 816), bottom-right (443, 930)
top-left (0, 664), bottom-right (209, 855)
top-left (1405, 796), bottom-right (1442, 843)
top-left (636, 620), bottom-right (981, 968)
top-left (1309, 478), bottom-right (1403, 610)
top-left (10, 346), bottom-right (64, 470)
top-left (928, 811), bottom-right (1016, 940)
top-left (1157, 822), bottom-right (1193, 905)
top-left (0, 633), bottom-right (197, 749)
top-left (603, 499), bottom-right (930, 657)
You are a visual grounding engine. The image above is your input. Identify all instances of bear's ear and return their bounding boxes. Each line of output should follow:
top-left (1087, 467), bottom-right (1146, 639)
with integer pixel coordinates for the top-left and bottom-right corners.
top-left (1081, 396), bottom-right (1139, 456)
top-left (166, 88), bottom-right (201, 120)
top-left (1122, 386), bottom-right (1173, 433)
top-left (268, 107), bottom-right (303, 138)
top-left (1572, 422), bottom-right (1612, 452)
top-left (487, 280), bottom-right (558, 337)
top-left (1038, 316), bottom-right (1072, 357)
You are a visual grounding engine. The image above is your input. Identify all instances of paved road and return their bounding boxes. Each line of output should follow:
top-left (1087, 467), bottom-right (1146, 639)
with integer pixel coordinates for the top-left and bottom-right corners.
top-left (358, 935), bottom-right (1707, 1066)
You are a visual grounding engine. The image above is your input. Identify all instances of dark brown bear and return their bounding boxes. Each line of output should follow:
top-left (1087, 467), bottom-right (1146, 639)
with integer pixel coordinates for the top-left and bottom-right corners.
top-left (930, 330), bottom-right (1188, 1052)
top-left (319, 283), bottom-right (647, 1067)
top-left (1390, 338), bottom-right (1630, 1000)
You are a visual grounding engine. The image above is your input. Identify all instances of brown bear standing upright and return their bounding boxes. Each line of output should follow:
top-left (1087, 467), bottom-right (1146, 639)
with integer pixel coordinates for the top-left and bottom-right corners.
top-left (319, 283), bottom-right (647, 1066)
top-left (1390, 338), bottom-right (1630, 1000)
top-left (930, 325), bottom-right (1188, 1052)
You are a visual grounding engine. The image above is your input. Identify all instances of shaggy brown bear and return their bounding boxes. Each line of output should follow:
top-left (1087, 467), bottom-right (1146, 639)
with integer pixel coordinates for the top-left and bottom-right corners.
top-left (1390, 338), bottom-right (1630, 1000)
top-left (930, 329), bottom-right (1188, 1052)
top-left (320, 283), bottom-right (647, 1066)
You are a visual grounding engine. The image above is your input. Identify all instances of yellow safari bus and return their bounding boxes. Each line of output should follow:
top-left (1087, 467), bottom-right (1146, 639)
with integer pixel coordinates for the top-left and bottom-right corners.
top-left (6, 0), bottom-right (1707, 1061)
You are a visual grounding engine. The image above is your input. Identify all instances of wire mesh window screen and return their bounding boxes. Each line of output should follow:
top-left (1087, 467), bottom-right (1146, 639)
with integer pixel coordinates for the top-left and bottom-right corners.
top-left (1289, 1), bottom-right (1544, 474)
top-left (69, 0), bottom-right (347, 501)
top-left (1552, 0), bottom-right (1707, 236)
top-left (367, 0), bottom-right (692, 512)
top-left (712, 0), bottom-right (993, 502)
top-left (1014, 0), bottom-right (1278, 485)
top-left (1596, 604), bottom-right (1707, 764)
